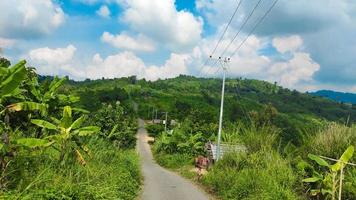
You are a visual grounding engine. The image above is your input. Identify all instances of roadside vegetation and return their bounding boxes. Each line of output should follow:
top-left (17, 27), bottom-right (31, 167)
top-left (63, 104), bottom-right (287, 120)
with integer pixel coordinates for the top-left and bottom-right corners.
top-left (133, 76), bottom-right (356, 200)
top-left (2, 57), bottom-right (356, 199)
top-left (0, 59), bottom-right (140, 199)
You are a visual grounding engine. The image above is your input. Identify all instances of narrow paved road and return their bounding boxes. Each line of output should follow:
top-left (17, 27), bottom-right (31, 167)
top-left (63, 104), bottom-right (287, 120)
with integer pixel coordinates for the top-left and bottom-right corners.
top-left (137, 119), bottom-right (210, 200)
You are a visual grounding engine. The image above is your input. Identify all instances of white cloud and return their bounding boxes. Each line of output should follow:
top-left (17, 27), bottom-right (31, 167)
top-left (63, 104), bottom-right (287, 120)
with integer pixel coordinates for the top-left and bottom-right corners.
top-left (84, 51), bottom-right (189, 81)
top-left (28, 45), bottom-right (76, 75)
top-left (0, 0), bottom-right (65, 39)
top-left (85, 52), bottom-right (146, 79)
top-left (118, 0), bottom-right (203, 51)
top-left (268, 52), bottom-right (320, 88)
top-left (0, 37), bottom-right (17, 49)
top-left (29, 45), bottom-right (76, 65)
top-left (101, 32), bottom-right (155, 52)
top-left (144, 53), bottom-right (190, 80)
top-left (29, 48), bottom-right (190, 81)
top-left (272, 35), bottom-right (303, 54)
top-left (192, 29), bottom-right (320, 90)
top-left (96, 5), bottom-right (111, 18)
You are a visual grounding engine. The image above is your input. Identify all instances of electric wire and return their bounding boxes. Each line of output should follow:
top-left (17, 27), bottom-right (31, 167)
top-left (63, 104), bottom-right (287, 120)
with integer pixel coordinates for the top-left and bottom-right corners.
top-left (220, 0), bottom-right (263, 58)
top-left (197, 0), bottom-right (243, 77)
top-left (230, 0), bottom-right (279, 58)
top-left (205, 0), bottom-right (264, 76)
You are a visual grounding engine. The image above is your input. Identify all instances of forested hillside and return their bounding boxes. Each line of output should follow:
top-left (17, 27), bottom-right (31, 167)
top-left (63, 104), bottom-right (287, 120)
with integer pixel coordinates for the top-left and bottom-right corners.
top-left (65, 75), bottom-right (356, 146)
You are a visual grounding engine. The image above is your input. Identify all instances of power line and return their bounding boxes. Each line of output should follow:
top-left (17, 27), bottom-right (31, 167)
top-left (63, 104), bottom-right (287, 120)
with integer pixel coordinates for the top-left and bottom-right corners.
top-left (230, 0), bottom-right (279, 58)
top-left (210, 0), bottom-right (243, 56)
top-left (197, 0), bottom-right (243, 77)
top-left (205, 0), bottom-right (263, 76)
top-left (219, 0), bottom-right (263, 58)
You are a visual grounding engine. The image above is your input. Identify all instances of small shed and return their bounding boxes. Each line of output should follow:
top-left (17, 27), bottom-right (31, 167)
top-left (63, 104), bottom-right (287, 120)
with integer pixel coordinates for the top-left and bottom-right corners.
top-left (205, 142), bottom-right (246, 161)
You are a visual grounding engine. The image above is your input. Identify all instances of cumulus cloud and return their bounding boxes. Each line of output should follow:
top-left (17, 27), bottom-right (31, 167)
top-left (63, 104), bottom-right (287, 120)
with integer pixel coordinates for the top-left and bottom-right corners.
top-left (118, 0), bottom-right (203, 51)
top-left (28, 45), bottom-right (76, 75)
top-left (192, 29), bottom-right (319, 90)
top-left (27, 46), bottom-right (189, 81)
top-left (96, 5), bottom-right (111, 18)
top-left (0, 0), bottom-right (65, 39)
top-left (272, 35), bottom-right (303, 54)
top-left (29, 45), bottom-right (76, 65)
top-left (268, 52), bottom-right (320, 88)
top-left (85, 52), bottom-right (146, 79)
top-left (101, 32), bottom-right (155, 52)
top-left (144, 53), bottom-right (190, 80)
top-left (84, 52), bottom-right (189, 80)
top-left (197, 0), bottom-right (356, 87)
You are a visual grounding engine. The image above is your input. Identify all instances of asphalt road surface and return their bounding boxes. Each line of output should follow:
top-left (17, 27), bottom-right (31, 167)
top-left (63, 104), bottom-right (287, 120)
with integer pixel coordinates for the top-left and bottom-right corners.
top-left (137, 119), bottom-right (210, 200)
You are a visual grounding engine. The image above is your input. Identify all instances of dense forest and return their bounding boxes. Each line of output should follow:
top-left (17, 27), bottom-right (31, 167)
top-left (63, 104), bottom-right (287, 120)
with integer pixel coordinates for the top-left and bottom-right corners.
top-left (1, 59), bottom-right (355, 199)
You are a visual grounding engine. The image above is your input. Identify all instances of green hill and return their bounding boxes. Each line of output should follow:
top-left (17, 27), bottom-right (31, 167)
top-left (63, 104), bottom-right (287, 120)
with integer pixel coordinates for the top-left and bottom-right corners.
top-left (64, 75), bottom-right (356, 145)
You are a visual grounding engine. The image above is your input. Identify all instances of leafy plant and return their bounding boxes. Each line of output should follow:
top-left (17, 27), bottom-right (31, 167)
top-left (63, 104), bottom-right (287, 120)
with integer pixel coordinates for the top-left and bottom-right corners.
top-left (303, 145), bottom-right (355, 199)
top-left (31, 106), bottom-right (100, 164)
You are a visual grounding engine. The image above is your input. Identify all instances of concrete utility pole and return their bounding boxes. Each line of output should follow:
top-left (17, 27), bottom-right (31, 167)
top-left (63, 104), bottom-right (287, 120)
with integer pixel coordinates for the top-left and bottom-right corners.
top-left (164, 112), bottom-right (168, 132)
top-left (216, 57), bottom-right (230, 161)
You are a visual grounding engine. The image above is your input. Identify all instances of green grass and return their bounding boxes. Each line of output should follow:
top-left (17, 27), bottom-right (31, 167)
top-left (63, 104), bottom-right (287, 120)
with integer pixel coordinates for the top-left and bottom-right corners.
top-left (1, 138), bottom-right (141, 200)
top-left (202, 151), bottom-right (301, 200)
top-left (153, 153), bottom-right (192, 169)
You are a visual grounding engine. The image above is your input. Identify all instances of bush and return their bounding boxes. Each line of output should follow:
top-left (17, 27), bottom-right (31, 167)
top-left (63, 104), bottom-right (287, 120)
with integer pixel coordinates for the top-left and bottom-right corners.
top-left (202, 150), bottom-right (300, 200)
top-left (2, 138), bottom-right (141, 200)
top-left (145, 123), bottom-right (164, 137)
top-left (154, 153), bottom-right (192, 169)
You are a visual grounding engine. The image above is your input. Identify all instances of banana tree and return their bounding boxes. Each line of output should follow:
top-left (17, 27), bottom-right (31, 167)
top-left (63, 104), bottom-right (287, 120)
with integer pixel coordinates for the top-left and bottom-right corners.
top-left (303, 146), bottom-right (354, 200)
top-left (0, 60), bottom-right (27, 102)
top-left (31, 106), bottom-right (100, 165)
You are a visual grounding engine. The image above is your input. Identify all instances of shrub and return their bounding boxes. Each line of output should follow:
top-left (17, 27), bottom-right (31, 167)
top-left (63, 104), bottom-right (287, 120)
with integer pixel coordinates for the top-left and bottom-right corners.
top-left (2, 138), bottom-right (141, 200)
top-left (146, 123), bottom-right (164, 137)
top-left (154, 153), bottom-right (192, 169)
top-left (202, 150), bottom-right (300, 200)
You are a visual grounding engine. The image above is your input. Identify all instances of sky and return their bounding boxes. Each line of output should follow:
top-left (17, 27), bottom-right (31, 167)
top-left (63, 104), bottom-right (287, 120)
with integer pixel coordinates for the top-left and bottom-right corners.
top-left (0, 0), bottom-right (355, 92)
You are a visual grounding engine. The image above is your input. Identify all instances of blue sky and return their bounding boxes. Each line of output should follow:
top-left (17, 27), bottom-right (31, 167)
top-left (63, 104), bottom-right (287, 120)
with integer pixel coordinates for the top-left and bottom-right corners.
top-left (0, 0), bottom-right (355, 92)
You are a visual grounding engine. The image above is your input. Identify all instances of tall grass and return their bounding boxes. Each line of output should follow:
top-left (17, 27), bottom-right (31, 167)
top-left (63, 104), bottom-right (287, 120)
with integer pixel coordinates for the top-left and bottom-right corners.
top-left (301, 123), bottom-right (356, 199)
top-left (305, 123), bottom-right (356, 162)
top-left (202, 124), bottom-right (302, 200)
top-left (1, 138), bottom-right (141, 200)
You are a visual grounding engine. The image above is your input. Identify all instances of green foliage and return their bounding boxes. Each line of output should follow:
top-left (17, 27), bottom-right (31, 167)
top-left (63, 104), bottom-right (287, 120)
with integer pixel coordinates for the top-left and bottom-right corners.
top-left (153, 128), bottom-right (205, 156)
top-left (154, 153), bottom-right (192, 169)
top-left (31, 106), bottom-right (100, 164)
top-left (0, 60), bottom-right (27, 98)
top-left (2, 138), bottom-right (140, 200)
top-left (0, 59), bottom-right (141, 199)
top-left (87, 103), bottom-right (137, 149)
top-left (302, 146), bottom-right (355, 199)
top-left (202, 150), bottom-right (300, 200)
top-left (305, 123), bottom-right (356, 160)
top-left (146, 123), bottom-right (164, 137)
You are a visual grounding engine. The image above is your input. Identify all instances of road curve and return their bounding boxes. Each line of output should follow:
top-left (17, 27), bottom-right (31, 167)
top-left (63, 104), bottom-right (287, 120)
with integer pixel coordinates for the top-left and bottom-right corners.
top-left (137, 119), bottom-right (210, 200)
